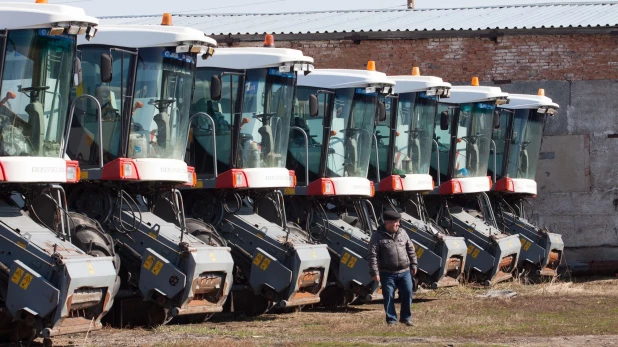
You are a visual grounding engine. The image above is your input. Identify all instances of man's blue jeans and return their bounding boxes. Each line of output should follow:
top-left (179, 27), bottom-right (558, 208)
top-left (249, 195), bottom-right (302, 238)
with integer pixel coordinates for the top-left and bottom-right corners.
top-left (379, 271), bottom-right (413, 323)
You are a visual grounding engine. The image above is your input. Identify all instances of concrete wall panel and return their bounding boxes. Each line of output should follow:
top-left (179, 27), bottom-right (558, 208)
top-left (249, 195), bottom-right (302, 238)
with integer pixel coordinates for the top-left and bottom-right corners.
top-left (535, 135), bottom-right (590, 193)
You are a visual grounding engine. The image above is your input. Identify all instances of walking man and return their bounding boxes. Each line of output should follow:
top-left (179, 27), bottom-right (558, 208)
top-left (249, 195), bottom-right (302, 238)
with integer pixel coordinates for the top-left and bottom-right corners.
top-left (368, 209), bottom-right (418, 326)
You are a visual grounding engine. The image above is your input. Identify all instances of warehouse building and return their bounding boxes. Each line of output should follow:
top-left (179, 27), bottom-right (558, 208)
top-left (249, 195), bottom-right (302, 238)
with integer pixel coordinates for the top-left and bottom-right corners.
top-left (102, 2), bottom-right (618, 272)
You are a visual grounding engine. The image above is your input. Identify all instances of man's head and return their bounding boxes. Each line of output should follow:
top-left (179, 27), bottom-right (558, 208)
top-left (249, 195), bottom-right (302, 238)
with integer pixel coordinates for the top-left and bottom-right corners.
top-left (383, 210), bottom-right (401, 233)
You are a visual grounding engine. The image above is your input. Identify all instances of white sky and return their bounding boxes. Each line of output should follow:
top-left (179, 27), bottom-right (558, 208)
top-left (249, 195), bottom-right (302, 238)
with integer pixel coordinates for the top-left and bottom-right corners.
top-left (1, 0), bottom-right (609, 16)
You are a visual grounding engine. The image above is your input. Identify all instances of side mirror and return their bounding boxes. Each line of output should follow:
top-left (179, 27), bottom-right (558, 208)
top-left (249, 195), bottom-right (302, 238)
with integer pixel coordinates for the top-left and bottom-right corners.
top-left (377, 101), bottom-right (387, 122)
top-left (73, 57), bottom-right (82, 87)
top-left (440, 110), bottom-right (449, 130)
top-left (493, 110), bottom-right (501, 129)
top-left (100, 54), bottom-right (113, 83)
top-left (309, 94), bottom-right (319, 118)
top-left (210, 75), bottom-right (222, 101)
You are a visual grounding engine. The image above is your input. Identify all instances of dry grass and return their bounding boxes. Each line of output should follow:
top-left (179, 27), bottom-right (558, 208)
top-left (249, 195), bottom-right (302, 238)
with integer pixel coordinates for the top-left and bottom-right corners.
top-left (32, 278), bottom-right (618, 347)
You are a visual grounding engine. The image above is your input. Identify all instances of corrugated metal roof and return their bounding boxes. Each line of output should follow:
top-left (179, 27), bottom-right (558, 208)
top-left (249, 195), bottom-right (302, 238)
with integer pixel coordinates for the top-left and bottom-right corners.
top-left (100, 2), bottom-right (618, 36)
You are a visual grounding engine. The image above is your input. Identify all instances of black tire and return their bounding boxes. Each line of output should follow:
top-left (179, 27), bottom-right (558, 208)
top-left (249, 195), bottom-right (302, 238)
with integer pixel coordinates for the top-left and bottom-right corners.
top-left (169, 313), bottom-right (214, 325)
top-left (231, 290), bottom-right (271, 317)
top-left (69, 212), bottom-right (121, 276)
top-left (186, 218), bottom-right (227, 247)
top-left (320, 285), bottom-right (357, 307)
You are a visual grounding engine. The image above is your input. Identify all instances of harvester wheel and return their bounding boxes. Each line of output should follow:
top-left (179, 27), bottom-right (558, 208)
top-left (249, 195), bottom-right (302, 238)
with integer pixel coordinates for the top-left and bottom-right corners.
top-left (319, 285), bottom-right (356, 307)
top-left (69, 212), bottom-right (121, 275)
top-left (68, 184), bottom-right (113, 223)
top-left (187, 192), bottom-right (224, 227)
top-left (186, 218), bottom-right (227, 247)
top-left (517, 263), bottom-right (543, 285)
top-left (170, 313), bottom-right (214, 325)
top-left (231, 290), bottom-right (271, 317)
top-left (147, 304), bottom-right (173, 327)
top-left (13, 324), bottom-right (36, 345)
top-left (273, 306), bottom-right (302, 314)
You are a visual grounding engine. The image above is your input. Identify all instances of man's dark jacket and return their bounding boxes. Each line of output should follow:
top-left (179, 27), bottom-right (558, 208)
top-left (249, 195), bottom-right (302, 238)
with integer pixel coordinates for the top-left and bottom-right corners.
top-left (368, 225), bottom-right (418, 277)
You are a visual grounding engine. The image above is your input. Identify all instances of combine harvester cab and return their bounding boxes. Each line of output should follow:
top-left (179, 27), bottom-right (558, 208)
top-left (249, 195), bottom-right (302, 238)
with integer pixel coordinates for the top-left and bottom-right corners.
top-left (424, 78), bottom-right (521, 286)
top-left (0, 1), bottom-right (119, 343)
top-left (488, 90), bottom-right (563, 278)
top-left (369, 68), bottom-right (467, 289)
top-left (64, 16), bottom-right (234, 326)
top-left (182, 35), bottom-right (330, 315)
top-left (285, 62), bottom-right (393, 306)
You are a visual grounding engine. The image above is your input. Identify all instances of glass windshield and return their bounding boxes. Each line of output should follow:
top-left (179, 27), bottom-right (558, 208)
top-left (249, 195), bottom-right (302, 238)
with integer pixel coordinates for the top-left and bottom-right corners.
top-left (238, 68), bottom-right (294, 168)
top-left (327, 88), bottom-right (377, 178)
top-left (68, 46), bottom-right (134, 166)
top-left (432, 102), bottom-right (495, 181)
top-left (288, 86), bottom-right (331, 184)
top-left (189, 68), bottom-right (242, 176)
top-left (0, 29), bottom-right (75, 157)
top-left (504, 109), bottom-right (545, 180)
top-left (394, 92), bottom-right (437, 175)
top-left (131, 47), bottom-right (195, 160)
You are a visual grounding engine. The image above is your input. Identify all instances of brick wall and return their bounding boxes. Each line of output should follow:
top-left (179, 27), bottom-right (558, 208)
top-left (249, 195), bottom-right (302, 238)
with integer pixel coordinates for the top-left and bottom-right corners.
top-left (235, 34), bottom-right (618, 83)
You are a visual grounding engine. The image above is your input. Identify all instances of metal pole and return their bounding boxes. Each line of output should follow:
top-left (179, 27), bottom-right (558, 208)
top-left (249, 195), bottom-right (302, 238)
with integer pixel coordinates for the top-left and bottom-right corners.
top-left (187, 112), bottom-right (218, 177)
top-left (432, 139), bottom-right (441, 186)
top-left (65, 95), bottom-right (103, 168)
top-left (290, 126), bottom-right (309, 187)
top-left (373, 134), bottom-right (380, 182)
top-left (490, 139), bottom-right (497, 184)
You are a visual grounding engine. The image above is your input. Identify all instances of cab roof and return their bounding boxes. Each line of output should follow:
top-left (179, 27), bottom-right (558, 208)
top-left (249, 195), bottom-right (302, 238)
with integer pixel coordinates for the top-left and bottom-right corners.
top-left (440, 85), bottom-right (508, 104)
top-left (198, 47), bottom-right (312, 69)
top-left (298, 69), bottom-right (394, 89)
top-left (77, 24), bottom-right (216, 48)
top-left (388, 75), bottom-right (451, 93)
top-left (501, 93), bottom-right (559, 110)
top-left (0, 2), bottom-right (97, 31)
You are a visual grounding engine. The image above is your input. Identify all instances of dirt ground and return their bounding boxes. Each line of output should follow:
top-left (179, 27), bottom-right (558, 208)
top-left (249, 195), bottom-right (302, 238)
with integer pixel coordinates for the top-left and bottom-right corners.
top-left (21, 277), bottom-right (618, 347)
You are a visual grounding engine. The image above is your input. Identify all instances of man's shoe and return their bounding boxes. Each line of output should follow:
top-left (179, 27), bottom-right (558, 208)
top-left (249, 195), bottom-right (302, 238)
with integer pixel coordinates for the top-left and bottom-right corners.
top-left (386, 321), bottom-right (397, 326)
top-left (401, 320), bottom-right (414, 326)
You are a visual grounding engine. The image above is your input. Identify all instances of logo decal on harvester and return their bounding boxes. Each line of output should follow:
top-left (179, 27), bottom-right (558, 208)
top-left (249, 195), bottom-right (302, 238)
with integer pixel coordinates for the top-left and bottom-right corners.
top-left (11, 267), bottom-right (24, 284)
top-left (264, 175), bottom-right (288, 181)
top-left (347, 256), bottom-right (357, 268)
top-left (416, 248), bottom-right (425, 258)
top-left (260, 258), bottom-right (271, 271)
top-left (20, 273), bottom-right (33, 290)
top-left (169, 275), bottom-right (179, 286)
top-left (467, 245), bottom-right (481, 259)
top-left (152, 261), bottom-right (164, 275)
top-left (253, 253), bottom-right (272, 271)
top-left (31, 167), bottom-right (64, 173)
top-left (253, 253), bottom-right (264, 266)
top-left (161, 168), bottom-right (185, 174)
top-left (143, 255), bottom-right (155, 270)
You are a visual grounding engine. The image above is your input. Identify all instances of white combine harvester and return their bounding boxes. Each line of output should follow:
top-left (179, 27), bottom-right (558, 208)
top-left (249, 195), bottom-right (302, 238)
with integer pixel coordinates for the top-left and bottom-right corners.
top-left (0, 1), bottom-right (119, 344)
top-left (64, 15), bottom-right (234, 327)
